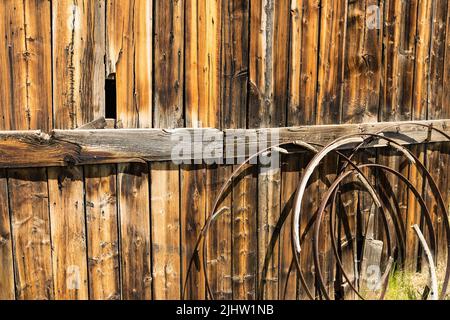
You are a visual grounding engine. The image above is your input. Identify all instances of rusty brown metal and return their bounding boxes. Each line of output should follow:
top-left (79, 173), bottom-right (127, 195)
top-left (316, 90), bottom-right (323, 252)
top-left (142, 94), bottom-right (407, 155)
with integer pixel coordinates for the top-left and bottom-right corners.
top-left (183, 123), bottom-right (450, 300)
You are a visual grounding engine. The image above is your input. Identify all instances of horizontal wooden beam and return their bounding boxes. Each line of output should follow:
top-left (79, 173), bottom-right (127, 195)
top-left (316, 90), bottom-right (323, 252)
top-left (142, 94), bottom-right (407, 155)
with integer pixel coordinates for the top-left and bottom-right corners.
top-left (0, 119), bottom-right (449, 168)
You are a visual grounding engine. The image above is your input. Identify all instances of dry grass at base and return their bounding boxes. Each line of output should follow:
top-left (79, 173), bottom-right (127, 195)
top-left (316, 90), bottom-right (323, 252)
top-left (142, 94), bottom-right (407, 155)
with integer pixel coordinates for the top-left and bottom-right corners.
top-left (384, 264), bottom-right (449, 300)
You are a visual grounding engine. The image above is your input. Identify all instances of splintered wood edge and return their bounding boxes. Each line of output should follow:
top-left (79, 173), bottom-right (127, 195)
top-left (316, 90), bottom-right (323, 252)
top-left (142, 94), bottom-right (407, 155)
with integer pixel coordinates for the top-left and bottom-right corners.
top-left (0, 119), bottom-right (449, 168)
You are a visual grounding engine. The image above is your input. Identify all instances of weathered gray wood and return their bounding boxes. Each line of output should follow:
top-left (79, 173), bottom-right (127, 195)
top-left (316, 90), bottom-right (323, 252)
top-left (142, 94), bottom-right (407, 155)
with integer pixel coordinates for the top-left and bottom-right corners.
top-left (0, 119), bottom-right (449, 168)
top-left (360, 208), bottom-right (384, 298)
top-left (77, 117), bottom-right (108, 130)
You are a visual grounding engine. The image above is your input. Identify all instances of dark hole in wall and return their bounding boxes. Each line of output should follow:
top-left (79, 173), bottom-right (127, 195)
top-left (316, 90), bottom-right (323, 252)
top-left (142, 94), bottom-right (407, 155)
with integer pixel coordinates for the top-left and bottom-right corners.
top-left (105, 77), bottom-right (117, 120)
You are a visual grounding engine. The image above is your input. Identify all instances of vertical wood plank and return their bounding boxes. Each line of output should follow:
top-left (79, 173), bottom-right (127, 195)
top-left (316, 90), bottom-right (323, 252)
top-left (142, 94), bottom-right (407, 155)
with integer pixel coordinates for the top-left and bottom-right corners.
top-left (379, 0), bottom-right (417, 274)
top-left (0, 1), bottom-right (53, 301)
top-left (287, 0), bottom-right (321, 299)
top-left (317, 155), bottom-right (338, 299)
top-left (221, 0), bottom-right (249, 129)
top-left (106, 0), bottom-right (152, 128)
top-left (336, 159), bottom-right (358, 300)
top-left (440, 2), bottom-right (450, 268)
top-left (443, 2), bottom-right (450, 118)
top-left (53, 0), bottom-right (105, 129)
top-left (0, 170), bottom-right (14, 300)
top-left (249, 0), bottom-right (290, 300)
top-left (181, 165), bottom-right (207, 300)
top-left (154, 0), bottom-right (185, 129)
top-left (423, 0), bottom-right (449, 268)
top-left (206, 165), bottom-right (233, 300)
top-left (297, 157), bottom-right (319, 300)
top-left (185, 0), bottom-right (222, 127)
top-left (412, 0), bottom-right (433, 121)
top-left (406, 0), bottom-right (433, 271)
top-left (151, 163), bottom-right (181, 300)
top-left (315, 0), bottom-right (347, 296)
top-left (311, 0), bottom-right (348, 299)
top-left (152, 0), bottom-right (184, 302)
top-left (219, 0), bottom-right (249, 300)
top-left (248, 0), bottom-right (290, 128)
top-left (258, 164), bottom-right (281, 299)
top-left (8, 168), bottom-right (54, 300)
top-left (423, 144), bottom-right (446, 265)
top-left (342, 0), bottom-right (381, 124)
top-left (279, 155), bottom-right (300, 300)
top-left (48, 167), bottom-right (88, 299)
top-left (287, 0), bottom-right (302, 127)
top-left (232, 164), bottom-right (258, 300)
top-left (117, 163), bottom-right (152, 300)
top-left (184, 0), bottom-right (224, 300)
top-left (85, 165), bottom-right (120, 300)
top-left (428, 0), bottom-right (448, 121)
top-left (340, 0), bottom-right (381, 298)
top-left (133, 0), bottom-right (153, 128)
top-left (0, 0), bottom-right (52, 131)
top-left (405, 146), bottom-right (425, 271)
top-left (316, 0), bottom-right (347, 124)
top-left (381, 0), bottom-right (418, 121)
top-left (258, 1), bottom-right (290, 297)
top-left (288, 0), bottom-right (320, 126)
top-left (0, 1), bottom-right (12, 130)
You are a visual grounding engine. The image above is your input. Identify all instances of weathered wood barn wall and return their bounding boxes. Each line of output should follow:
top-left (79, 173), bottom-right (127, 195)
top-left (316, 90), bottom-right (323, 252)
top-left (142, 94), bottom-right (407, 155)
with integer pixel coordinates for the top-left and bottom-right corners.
top-left (0, 0), bottom-right (449, 300)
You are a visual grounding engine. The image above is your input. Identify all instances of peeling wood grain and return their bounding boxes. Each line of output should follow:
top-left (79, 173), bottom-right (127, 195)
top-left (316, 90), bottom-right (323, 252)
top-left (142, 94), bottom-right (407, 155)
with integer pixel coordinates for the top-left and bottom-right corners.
top-left (53, 0), bottom-right (106, 129)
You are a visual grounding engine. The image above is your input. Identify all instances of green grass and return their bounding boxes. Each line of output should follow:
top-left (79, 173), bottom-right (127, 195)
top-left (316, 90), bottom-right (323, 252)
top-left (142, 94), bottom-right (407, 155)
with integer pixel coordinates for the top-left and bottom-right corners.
top-left (384, 271), bottom-right (423, 300)
top-left (384, 264), bottom-right (450, 300)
